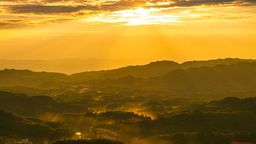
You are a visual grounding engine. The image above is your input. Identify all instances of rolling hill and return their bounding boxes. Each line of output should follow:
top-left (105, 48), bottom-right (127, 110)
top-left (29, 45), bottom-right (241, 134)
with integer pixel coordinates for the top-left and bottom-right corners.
top-left (0, 58), bottom-right (255, 98)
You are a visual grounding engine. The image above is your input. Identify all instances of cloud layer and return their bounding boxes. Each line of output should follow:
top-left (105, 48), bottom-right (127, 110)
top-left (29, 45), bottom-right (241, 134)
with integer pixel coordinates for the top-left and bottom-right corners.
top-left (0, 0), bottom-right (255, 28)
top-left (2, 0), bottom-right (256, 15)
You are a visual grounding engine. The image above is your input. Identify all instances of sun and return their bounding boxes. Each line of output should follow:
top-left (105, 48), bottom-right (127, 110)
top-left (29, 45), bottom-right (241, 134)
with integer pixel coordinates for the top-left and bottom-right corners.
top-left (118, 7), bottom-right (151, 25)
top-left (120, 7), bottom-right (149, 17)
top-left (86, 7), bottom-right (178, 26)
top-left (115, 7), bottom-right (177, 25)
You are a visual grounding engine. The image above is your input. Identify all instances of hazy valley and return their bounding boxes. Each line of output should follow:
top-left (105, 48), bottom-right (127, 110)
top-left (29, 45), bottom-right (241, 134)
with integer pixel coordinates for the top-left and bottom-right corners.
top-left (0, 58), bottom-right (256, 144)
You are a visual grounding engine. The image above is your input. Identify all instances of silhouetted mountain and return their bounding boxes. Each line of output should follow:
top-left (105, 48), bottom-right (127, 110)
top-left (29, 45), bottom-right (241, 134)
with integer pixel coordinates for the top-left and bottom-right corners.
top-left (181, 58), bottom-right (255, 68)
top-left (137, 97), bottom-right (256, 138)
top-left (146, 62), bottom-right (256, 96)
top-left (0, 59), bottom-right (150, 74)
top-left (1, 58), bottom-right (256, 144)
top-left (0, 69), bottom-right (69, 88)
top-left (0, 58), bottom-right (255, 96)
top-left (0, 91), bottom-right (88, 116)
top-left (197, 97), bottom-right (256, 112)
top-left (70, 58), bottom-right (255, 82)
top-left (0, 110), bottom-right (68, 139)
top-left (53, 139), bottom-right (125, 144)
top-left (75, 61), bottom-right (256, 98)
top-left (140, 109), bottom-right (256, 134)
top-left (70, 61), bottom-right (180, 82)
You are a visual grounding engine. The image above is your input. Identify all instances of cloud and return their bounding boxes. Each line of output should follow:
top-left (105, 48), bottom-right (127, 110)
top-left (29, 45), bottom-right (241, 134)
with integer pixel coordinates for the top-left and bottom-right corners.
top-left (174, 0), bottom-right (234, 7)
top-left (0, 0), bottom-right (255, 28)
top-left (145, 0), bottom-right (234, 8)
top-left (0, 20), bottom-right (29, 28)
top-left (0, 18), bottom-right (76, 28)
top-left (4, 0), bottom-right (146, 15)
top-left (7, 5), bottom-right (97, 14)
top-left (2, 0), bottom-right (256, 15)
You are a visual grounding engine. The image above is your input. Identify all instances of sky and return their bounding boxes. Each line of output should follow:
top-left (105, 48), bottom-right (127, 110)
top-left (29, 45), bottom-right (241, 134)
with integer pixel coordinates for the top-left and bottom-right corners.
top-left (0, 0), bottom-right (256, 71)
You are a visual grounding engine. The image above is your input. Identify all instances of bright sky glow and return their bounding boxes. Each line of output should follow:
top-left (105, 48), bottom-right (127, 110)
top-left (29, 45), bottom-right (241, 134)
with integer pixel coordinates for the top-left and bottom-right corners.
top-left (0, 0), bottom-right (255, 70)
top-left (86, 7), bottom-right (178, 25)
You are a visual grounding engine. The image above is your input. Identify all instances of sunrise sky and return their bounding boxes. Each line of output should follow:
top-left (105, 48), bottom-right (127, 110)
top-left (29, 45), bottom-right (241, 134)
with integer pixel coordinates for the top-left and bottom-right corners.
top-left (0, 0), bottom-right (256, 68)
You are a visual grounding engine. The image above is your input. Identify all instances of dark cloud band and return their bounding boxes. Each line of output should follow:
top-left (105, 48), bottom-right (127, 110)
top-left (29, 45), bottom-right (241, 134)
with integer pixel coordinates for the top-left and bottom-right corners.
top-left (7, 5), bottom-right (97, 14)
top-left (1, 0), bottom-right (255, 15)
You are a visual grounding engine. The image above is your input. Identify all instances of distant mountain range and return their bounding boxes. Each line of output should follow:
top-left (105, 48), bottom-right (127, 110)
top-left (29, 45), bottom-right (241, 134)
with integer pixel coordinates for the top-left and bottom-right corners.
top-left (70, 58), bottom-right (255, 81)
top-left (0, 59), bottom-right (151, 74)
top-left (0, 58), bottom-right (256, 97)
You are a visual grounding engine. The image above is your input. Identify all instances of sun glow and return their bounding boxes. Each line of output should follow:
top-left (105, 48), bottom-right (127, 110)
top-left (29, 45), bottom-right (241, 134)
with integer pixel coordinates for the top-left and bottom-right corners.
top-left (119, 7), bottom-right (153, 25)
top-left (0, 0), bottom-right (256, 62)
top-left (87, 7), bottom-right (178, 25)
top-left (120, 7), bottom-right (149, 17)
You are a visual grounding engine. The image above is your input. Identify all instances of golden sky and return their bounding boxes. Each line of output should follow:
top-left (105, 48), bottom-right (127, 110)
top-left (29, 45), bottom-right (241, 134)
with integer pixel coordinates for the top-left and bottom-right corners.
top-left (0, 0), bottom-right (256, 64)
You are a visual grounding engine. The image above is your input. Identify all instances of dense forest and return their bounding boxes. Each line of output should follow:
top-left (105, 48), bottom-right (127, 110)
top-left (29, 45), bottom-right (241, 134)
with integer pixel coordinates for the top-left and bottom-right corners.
top-left (0, 58), bottom-right (256, 144)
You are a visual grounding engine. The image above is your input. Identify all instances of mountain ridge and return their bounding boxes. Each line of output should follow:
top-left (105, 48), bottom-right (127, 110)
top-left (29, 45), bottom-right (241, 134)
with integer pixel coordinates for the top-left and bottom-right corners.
top-left (0, 58), bottom-right (256, 92)
top-left (70, 58), bottom-right (256, 82)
